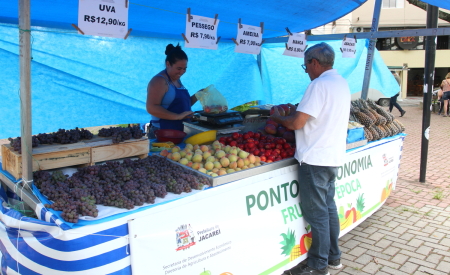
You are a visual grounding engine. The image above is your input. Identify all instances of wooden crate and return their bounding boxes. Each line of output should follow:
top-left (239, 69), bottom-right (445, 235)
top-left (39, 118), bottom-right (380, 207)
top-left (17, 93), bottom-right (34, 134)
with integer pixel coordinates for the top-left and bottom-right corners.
top-left (1, 137), bottom-right (149, 180)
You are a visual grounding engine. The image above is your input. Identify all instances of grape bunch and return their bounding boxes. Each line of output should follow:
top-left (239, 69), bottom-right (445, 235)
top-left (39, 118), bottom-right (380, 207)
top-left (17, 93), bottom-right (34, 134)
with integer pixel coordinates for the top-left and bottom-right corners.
top-left (33, 155), bottom-right (209, 223)
top-left (8, 136), bottom-right (40, 154)
top-left (98, 125), bottom-right (145, 144)
top-left (8, 127), bottom-right (94, 153)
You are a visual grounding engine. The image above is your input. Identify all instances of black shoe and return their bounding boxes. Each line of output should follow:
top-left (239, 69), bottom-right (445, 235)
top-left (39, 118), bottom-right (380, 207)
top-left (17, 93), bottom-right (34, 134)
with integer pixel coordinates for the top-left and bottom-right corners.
top-left (328, 259), bottom-right (343, 270)
top-left (400, 110), bottom-right (406, 117)
top-left (288, 265), bottom-right (329, 275)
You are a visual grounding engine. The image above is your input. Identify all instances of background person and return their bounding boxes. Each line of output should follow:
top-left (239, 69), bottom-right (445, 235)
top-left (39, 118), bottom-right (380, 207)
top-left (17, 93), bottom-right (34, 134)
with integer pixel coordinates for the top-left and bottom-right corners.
top-left (389, 71), bottom-right (406, 117)
top-left (440, 73), bottom-right (450, 117)
top-left (271, 42), bottom-right (350, 275)
top-left (146, 44), bottom-right (205, 133)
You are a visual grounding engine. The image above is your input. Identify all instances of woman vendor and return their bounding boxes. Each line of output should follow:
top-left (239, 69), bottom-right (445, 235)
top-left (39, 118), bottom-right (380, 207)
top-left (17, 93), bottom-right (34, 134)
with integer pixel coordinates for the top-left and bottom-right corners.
top-left (146, 44), bottom-right (205, 133)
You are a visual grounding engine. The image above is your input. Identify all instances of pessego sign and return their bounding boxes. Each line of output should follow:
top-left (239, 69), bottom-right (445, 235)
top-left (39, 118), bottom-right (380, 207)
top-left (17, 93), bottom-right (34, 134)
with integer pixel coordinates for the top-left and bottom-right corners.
top-left (396, 36), bottom-right (419, 50)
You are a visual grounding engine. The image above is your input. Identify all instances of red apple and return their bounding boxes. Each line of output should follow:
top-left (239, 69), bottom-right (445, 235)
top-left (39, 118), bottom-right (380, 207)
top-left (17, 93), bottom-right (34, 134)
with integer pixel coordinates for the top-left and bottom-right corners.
top-left (279, 104), bottom-right (291, 116)
top-left (230, 140), bottom-right (237, 147)
top-left (232, 132), bottom-right (239, 140)
top-left (260, 156), bottom-right (267, 162)
top-left (266, 118), bottom-right (279, 128)
top-left (264, 124), bottom-right (277, 135)
top-left (254, 133), bottom-right (261, 140)
top-left (270, 106), bottom-right (285, 116)
top-left (277, 126), bottom-right (287, 137)
top-left (282, 131), bottom-right (295, 143)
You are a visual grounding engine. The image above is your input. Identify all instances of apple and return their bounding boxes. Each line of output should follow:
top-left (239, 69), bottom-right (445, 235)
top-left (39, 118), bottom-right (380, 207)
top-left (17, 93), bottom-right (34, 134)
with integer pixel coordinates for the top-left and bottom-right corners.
top-left (282, 131), bottom-right (295, 143)
top-left (232, 132), bottom-right (240, 140)
top-left (279, 104), bottom-right (291, 116)
top-left (265, 124), bottom-right (277, 135)
top-left (270, 105), bottom-right (285, 116)
top-left (266, 118), bottom-right (279, 127)
top-left (277, 126), bottom-right (287, 137)
top-left (299, 227), bottom-right (313, 255)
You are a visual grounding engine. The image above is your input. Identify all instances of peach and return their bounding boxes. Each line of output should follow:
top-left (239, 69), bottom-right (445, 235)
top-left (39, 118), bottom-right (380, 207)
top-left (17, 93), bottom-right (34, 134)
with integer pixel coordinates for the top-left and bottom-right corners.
top-left (160, 149), bottom-right (169, 157)
top-left (172, 152), bottom-right (181, 161)
top-left (185, 152), bottom-right (193, 161)
top-left (248, 154), bottom-right (256, 164)
top-left (179, 150), bottom-right (186, 158)
top-left (166, 153), bottom-right (173, 160)
top-left (213, 161), bottom-right (222, 169)
top-left (220, 157), bottom-right (230, 168)
top-left (212, 140), bottom-right (222, 150)
top-left (218, 170), bottom-right (227, 176)
top-left (226, 169), bottom-right (235, 174)
top-left (200, 145), bottom-right (209, 152)
top-left (193, 144), bottom-right (200, 151)
top-left (204, 161), bottom-right (214, 170)
top-left (198, 168), bottom-right (207, 173)
top-left (215, 150), bottom-right (226, 158)
top-left (203, 151), bottom-right (212, 160)
top-left (229, 161), bottom-right (237, 169)
top-left (211, 173), bottom-right (218, 177)
top-left (185, 144), bottom-right (194, 151)
top-left (179, 158), bottom-right (189, 165)
top-left (237, 159), bottom-right (245, 168)
top-left (229, 154), bottom-right (238, 163)
top-left (206, 156), bottom-right (216, 163)
top-left (238, 150), bottom-right (249, 159)
top-left (192, 154), bottom-right (203, 163)
top-left (192, 162), bottom-right (203, 170)
top-left (171, 146), bottom-right (181, 153)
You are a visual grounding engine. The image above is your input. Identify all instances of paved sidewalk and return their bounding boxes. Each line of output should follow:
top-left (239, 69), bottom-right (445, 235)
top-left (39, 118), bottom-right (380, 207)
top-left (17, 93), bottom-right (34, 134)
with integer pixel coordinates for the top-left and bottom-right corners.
top-left (332, 104), bottom-right (450, 275)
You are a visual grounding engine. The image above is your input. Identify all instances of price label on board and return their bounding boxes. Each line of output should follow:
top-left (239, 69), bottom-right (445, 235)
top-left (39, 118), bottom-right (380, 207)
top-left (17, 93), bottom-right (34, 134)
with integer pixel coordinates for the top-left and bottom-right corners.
top-left (234, 24), bottom-right (262, 55)
top-left (341, 37), bottom-right (356, 58)
top-left (283, 33), bottom-right (307, 58)
top-left (78, 0), bottom-right (129, 39)
top-left (185, 14), bottom-right (219, 50)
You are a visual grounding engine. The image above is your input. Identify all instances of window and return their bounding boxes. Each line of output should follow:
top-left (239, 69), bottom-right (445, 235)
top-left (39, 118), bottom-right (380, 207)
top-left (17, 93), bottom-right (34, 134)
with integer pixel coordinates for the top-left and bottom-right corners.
top-left (382, 0), bottom-right (404, 8)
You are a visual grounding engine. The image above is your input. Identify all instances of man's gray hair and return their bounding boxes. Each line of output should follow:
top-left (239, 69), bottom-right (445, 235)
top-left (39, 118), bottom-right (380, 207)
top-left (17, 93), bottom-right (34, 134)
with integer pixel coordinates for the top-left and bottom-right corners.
top-left (304, 42), bottom-right (335, 67)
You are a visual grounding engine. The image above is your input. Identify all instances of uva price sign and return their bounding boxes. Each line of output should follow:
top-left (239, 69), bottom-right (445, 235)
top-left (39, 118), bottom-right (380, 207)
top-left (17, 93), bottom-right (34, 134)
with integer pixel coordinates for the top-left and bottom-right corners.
top-left (78, 0), bottom-right (129, 38)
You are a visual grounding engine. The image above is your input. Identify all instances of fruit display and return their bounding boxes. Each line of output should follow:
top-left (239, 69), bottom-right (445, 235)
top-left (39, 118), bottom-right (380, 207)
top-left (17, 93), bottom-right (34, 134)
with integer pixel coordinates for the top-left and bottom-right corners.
top-left (350, 99), bottom-right (405, 142)
top-left (218, 131), bottom-right (295, 163)
top-left (8, 127), bottom-right (94, 154)
top-left (256, 104), bottom-right (296, 143)
top-left (160, 141), bottom-right (263, 176)
top-left (98, 124), bottom-right (145, 144)
top-left (33, 155), bottom-right (210, 223)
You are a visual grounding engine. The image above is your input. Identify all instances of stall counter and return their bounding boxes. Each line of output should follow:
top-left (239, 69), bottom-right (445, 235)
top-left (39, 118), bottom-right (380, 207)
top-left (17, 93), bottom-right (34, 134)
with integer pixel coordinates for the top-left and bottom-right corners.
top-left (0, 134), bottom-right (405, 274)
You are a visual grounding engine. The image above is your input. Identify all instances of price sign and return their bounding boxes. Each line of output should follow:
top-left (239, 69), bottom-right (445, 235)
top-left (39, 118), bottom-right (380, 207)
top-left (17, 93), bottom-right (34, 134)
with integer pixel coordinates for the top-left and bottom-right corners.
top-left (234, 24), bottom-right (263, 55)
top-left (341, 37), bottom-right (356, 58)
top-left (283, 33), bottom-right (307, 58)
top-left (78, 0), bottom-right (129, 39)
top-left (185, 14), bottom-right (219, 50)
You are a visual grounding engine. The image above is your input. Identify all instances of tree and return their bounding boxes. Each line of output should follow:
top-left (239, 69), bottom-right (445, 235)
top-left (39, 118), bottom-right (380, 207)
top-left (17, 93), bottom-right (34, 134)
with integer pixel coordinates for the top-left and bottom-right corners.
top-left (406, 0), bottom-right (450, 23)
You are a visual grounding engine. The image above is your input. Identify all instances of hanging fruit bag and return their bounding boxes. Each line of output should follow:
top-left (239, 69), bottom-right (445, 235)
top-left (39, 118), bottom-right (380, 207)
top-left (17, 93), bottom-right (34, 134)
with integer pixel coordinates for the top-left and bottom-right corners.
top-left (195, 84), bottom-right (228, 114)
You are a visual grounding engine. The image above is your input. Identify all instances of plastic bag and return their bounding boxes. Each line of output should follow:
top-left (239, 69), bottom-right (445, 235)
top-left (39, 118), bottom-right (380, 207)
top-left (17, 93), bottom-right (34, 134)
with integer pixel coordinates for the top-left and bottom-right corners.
top-left (196, 84), bottom-right (228, 114)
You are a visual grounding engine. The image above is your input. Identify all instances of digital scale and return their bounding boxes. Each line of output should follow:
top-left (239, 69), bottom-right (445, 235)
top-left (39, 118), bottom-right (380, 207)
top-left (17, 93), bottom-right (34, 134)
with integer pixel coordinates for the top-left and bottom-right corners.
top-left (191, 110), bottom-right (244, 126)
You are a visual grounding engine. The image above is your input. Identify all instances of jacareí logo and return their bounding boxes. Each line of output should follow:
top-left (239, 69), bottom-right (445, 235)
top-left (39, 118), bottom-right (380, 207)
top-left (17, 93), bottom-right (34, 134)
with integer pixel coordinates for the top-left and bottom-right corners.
top-left (175, 224), bottom-right (196, 251)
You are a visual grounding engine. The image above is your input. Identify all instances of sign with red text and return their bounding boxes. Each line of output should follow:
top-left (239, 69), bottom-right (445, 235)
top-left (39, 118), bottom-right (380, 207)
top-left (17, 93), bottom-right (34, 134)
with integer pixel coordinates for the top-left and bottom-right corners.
top-left (234, 24), bottom-right (263, 55)
top-left (185, 14), bottom-right (219, 50)
top-left (78, 0), bottom-right (129, 38)
top-left (283, 33), bottom-right (307, 58)
top-left (341, 37), bottom-right (356, 58)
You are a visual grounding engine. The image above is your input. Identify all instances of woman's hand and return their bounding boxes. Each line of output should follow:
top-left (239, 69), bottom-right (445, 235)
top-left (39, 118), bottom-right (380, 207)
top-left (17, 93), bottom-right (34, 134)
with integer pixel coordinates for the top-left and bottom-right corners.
top-left (178, 111), bottom-right (194, 120)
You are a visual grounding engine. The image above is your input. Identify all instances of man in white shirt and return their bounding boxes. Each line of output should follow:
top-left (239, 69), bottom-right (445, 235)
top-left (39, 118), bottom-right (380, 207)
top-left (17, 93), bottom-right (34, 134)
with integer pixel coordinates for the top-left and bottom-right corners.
top-left (271, 42), bottom-right (350, 275)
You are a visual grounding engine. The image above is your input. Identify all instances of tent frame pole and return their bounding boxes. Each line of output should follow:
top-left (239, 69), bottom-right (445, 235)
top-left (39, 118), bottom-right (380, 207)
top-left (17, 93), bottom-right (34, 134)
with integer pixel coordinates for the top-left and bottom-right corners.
top-left (360, 0), bottom-right (382, 100)
top-left (419, 4), bottom-right (439, 183)
top-left (19, 0), bottom-right (33, 184)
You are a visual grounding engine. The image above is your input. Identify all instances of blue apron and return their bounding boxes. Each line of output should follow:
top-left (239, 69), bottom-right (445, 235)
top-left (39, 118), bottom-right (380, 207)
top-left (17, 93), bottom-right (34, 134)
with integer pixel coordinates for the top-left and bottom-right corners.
top-left (157, 70), bottom-right (191, 131)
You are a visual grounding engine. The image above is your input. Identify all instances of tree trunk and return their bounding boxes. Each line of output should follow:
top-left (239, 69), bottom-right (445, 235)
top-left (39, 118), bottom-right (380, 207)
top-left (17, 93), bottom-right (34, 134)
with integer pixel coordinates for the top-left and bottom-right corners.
top-left (406, 0), bottom-right (450, 23)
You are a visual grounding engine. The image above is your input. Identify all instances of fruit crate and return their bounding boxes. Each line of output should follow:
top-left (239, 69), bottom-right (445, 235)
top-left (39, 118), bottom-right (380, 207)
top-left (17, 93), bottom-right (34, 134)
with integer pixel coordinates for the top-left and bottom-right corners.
top-left (1, 136), bottom-right (149, 180)
top-left (165, 156), bottom-right (298, 187)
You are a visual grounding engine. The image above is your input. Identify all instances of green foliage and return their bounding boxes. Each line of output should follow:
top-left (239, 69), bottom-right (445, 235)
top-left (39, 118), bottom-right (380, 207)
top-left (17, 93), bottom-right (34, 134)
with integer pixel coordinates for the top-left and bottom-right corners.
top-left (231, 101), bottom-right (259, 112)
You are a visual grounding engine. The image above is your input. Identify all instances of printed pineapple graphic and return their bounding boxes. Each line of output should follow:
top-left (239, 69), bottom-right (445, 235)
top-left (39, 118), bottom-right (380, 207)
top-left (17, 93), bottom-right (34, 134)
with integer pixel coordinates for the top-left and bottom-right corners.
top-left (356, 193), bottom-right (365, 220)
top-left (280, 226), bottom-right (312, 261)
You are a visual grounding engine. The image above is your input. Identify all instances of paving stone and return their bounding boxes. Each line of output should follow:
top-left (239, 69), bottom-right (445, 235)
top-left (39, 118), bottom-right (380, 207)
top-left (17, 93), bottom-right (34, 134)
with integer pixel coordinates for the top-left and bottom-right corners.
top-left (408, 257), bottom-right (437, 269)
top-left (436, 260), bottom-right (450, 273)
top-left (348, 247), bottom-right (368, 257)
top-left (358, 243), bottom-right (384, 252)
top-left (425, 253), bottom-right (443, 264)
top-left (417, 266), bottom-right (447, 275)
top-left (374, 239), bottom-right (392, 249)
top-left (341, 239), bottom-right (360, 250)
top-left (368, 232), bottom-right (385, 242)
top-left (361, 262), bottom-right (382, 274)
top-left (399, 232), bottom-right (415, 241)
top-left (391, 253), bottom-right (409, 265)
top-left (415, 245), bottom-right (434, 256)
top-left (392, 226), bottom-right (408, 235)
top-left (379, 266), bottom-right (410, 275)
top-left (354, 254), bottom-right (373, 265)
top-left (382, 247), bottom-right (400, 256)
top-left (400, 261), bottom-right (419, 274)
top-left (406, 238), bottom-right (424, 247)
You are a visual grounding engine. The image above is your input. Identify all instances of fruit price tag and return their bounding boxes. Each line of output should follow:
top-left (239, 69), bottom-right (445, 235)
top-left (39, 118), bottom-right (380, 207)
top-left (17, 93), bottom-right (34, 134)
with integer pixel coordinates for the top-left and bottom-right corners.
top-left (341, 37), bottom-right (356, 58)
top-left (77, 0), bottom-right (128, 38)
top-left (185, 14), bottom-right (219, 50)
top-left (283, 32), bottom-right (307, 58)
top-left (234, 24), bottom-right (263, 55)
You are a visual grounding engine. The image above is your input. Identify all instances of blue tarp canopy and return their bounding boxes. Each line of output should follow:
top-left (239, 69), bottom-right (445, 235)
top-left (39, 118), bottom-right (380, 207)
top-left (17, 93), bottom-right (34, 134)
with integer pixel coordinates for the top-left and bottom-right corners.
top-left (0, 0), bottom-right (430, 138)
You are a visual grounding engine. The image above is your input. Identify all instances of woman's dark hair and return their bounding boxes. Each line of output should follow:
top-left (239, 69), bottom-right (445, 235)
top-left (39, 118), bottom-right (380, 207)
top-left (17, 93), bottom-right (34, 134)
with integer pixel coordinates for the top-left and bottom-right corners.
top-left (165, 43), bottom-right (188, 65)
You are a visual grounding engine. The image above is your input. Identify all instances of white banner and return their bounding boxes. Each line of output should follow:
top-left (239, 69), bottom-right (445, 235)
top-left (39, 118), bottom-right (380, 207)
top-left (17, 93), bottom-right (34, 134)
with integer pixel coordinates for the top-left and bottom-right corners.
top-left (185, 14), bottom-right (219, 50)
top-left (234, 24), bottom-right (263, 55)
top-left (283, 33), bottom-right (307, 58)
top-left (341, 37), bottom-right (356, 58)
top-left (78, 0), bottom-right (129, 39)
top-left (129, 136), bottom-right (404, 274)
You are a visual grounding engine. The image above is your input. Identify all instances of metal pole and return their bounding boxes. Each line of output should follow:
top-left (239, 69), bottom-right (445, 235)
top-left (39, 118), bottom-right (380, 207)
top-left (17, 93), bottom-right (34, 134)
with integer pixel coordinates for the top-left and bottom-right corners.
top-left (419, 4), bottom-right (439, 183)
top-left (361, 0), bottom-right (382, 100)
top-left (19, 0), bottom-right (33, 183)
